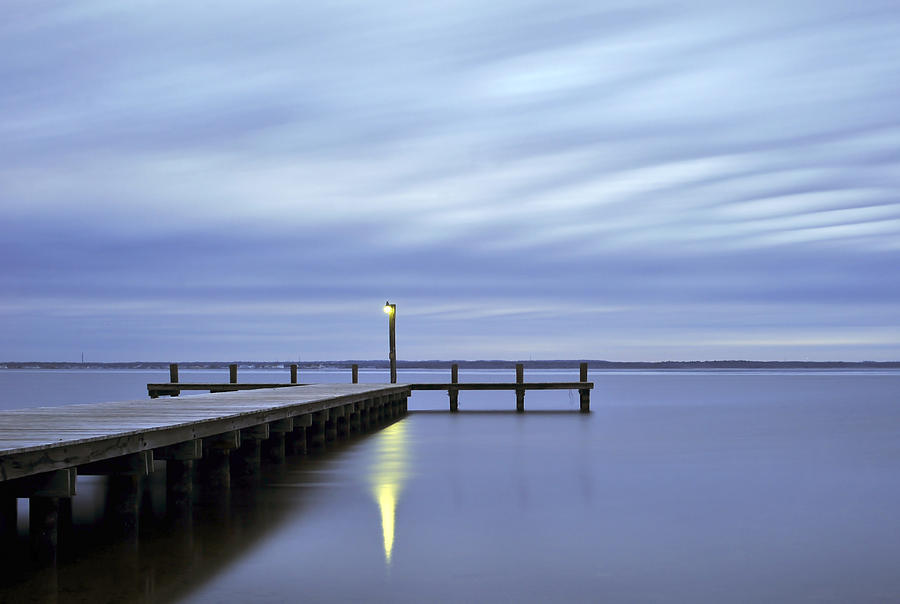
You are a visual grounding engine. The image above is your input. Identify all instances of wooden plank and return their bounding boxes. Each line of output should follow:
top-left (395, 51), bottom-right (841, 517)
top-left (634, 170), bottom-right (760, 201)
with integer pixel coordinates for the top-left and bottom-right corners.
top-left (241, 425), bottom-right (270, 440)
top-left (155, 440), bottom-right (203, 461)
top-left (0, 468), bottom-right (76, 497)
top-left (148, 383), bottom-right (297, 393)
top-left (80, 451), bottom-right (153, 476)
top-left (408, 382), bottom-right (593, 390)
top-left (146, 381), bottom-right (594, 393)
top-left (269, 418), bottom-right (293, 432)
top-left (204, 431), bottom-right (241, 450)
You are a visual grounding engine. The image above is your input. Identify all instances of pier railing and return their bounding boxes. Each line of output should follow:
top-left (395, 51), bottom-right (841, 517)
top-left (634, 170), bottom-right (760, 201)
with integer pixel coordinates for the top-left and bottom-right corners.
top-left (148, 362), bottom-right (594, 412)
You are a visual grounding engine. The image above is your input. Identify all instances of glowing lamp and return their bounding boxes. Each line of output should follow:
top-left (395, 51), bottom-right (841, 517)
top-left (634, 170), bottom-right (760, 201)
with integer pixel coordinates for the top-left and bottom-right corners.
top-left (383, 301), bottom-right (397, 383)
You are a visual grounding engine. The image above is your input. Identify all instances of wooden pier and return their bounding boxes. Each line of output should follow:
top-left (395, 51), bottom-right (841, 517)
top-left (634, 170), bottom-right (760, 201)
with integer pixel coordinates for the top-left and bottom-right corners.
top-left (148, 362), bottom-right (594, 412)
top-left (0, 383), bottom-right (409, 563)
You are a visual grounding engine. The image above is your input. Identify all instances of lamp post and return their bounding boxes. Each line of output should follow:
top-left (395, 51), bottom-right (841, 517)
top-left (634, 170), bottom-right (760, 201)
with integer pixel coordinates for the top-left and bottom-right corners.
top-left (383, 301), bottom-right (397, 383)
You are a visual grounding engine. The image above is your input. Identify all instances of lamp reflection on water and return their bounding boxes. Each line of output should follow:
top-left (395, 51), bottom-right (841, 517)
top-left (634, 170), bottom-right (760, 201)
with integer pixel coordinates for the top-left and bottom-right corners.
top-left (369, 420), bottom-right (409, 565)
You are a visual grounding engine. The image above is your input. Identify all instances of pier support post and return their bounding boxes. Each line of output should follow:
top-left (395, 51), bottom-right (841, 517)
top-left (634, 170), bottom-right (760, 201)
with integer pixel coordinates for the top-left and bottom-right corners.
top-left (450, 364), bottom-right (459, 412)
top-left (263, 433), bottom-right (286, 464)
top-left (199, 450), bottom-right (231, 489)
top-left (265, 419), bottom-right (291, 463)
top-left (516, 363), bottom-right (525, 412)
top-left (199, 432), bottom-right (240, 490)
top-left (288, 415), bottom-right (311, 455)
top-left (325, 412), bottom-right (338, 442)
top-left (157, 440), bottom-right (201, 513)
top-left (105, 475), bottom-right (142, 538)
top-left (310, 411), bottom-right (328, 450)
top-left (335, 406), bottom-right (350, 438)
top-left (58, 497), bottom-right (72, 558)
top-left (348, 404), bottom-right (361, 433)
top-left (233, 425), bottom-right (267, 483)
top-left (231, 439), bottom-right (261, 484)
top-left (352, 364), bottom-right (359, 384)
top-left (358, 403), bottom-right (368, 431)
top-left (79, 453), bottom-right (149, 538)
top-left (0, 496), bottom-right (16, 544)
top-left (289, 427), bottom-right (307, 455)
top-left (169, 363), bottom-right (180, 396)
top-left (165, 460), bottom-right (193, 516)
top-left (363, 401), bottom-right (374, 429)
top-left (579, 362), bottom-right (590, 413)
top-left (2, 469), bottom-right (76, 564)
top-left (229, 363), bottom-right (238, 384)
top-left (290, 364), bottom-right (298, 384)
top-left (30, 497), bottom-right (59, 564)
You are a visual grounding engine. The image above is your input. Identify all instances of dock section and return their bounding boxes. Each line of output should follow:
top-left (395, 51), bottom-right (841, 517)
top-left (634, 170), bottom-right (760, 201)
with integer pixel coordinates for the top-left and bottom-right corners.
top-left (149, 362), bottom-right (594, 412)
top-left (0, 384), bottom-right (409, 563)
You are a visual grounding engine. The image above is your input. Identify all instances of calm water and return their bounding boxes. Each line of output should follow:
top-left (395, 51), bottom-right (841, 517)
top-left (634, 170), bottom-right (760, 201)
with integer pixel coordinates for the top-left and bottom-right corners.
top-left (1, 368), bottom-right (899, 602)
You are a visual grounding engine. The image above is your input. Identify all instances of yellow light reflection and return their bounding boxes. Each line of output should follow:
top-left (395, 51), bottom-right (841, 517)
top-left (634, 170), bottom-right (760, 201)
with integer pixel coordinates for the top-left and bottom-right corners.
top-left (376, 484), bottom-right (396, 563)
top-left (383, 304), bottom-right (394, 315)
top-left (370, 420), bottom-right (408, 566)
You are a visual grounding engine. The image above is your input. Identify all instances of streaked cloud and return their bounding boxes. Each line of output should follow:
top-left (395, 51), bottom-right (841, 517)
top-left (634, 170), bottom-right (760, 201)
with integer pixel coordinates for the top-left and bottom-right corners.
top-left (1, 0), bottom-right (899, 361)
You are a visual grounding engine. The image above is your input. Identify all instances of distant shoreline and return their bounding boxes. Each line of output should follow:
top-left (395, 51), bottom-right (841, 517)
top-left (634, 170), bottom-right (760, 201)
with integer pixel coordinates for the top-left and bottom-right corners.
top-left (2, 360), bottom-right (899, 370)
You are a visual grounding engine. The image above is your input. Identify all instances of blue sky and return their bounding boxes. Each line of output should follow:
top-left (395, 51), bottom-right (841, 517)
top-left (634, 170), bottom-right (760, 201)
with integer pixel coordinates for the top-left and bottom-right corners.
top-left (2, 0), bottom-right (899, 361)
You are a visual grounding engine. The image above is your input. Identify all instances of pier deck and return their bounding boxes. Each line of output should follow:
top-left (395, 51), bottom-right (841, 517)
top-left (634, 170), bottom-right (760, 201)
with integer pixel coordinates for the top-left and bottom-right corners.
top-left (0, 383), bottom-right (409, 563)
top-left (0, 383), bottom-right (408, 482)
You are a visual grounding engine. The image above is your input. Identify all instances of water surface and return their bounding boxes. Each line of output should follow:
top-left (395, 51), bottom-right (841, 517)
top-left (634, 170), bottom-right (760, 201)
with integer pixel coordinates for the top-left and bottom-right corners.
top-left (1, 369), bottom-right (898, 602)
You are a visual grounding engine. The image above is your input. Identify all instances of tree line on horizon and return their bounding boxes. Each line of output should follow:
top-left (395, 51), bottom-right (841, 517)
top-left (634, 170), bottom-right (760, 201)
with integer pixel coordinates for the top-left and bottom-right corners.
top-left (3, 360), bottom-right (898, 370)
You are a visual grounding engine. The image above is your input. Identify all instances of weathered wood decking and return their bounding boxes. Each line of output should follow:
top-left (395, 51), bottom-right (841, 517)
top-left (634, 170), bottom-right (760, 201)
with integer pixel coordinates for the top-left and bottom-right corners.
top-left (0, 383), bottom-right (409, 483)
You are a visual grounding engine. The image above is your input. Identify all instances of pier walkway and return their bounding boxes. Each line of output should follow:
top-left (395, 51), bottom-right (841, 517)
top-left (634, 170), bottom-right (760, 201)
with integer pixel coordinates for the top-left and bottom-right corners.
top-left (0, 383), bottom-right (409, 562)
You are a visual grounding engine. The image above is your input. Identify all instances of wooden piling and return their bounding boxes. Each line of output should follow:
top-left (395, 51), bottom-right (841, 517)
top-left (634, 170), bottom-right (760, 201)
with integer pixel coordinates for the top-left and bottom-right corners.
top-left (349, 404), bottom-right (361, 433)
top-left (288, 415), bottom-right (311, 455)
top-left (165, 460), bottom-right (193, 499)
top-left (0, 496), bottom-right (16, 544)
top-left (229, 364), bottom-right (238, 384)
top-left (164, 363), bottom-right (180, 397)
top-left (337, 415), bottom-right (349, 438)
top-left (29, 497), bottom-right (59, 564)
top-left (450, 364), bottom-right (459, 412)
top-left (361, 402), bottom-right (372, 430)
top-left (231, 439), bottom-right (262, 483)
top-left (579, 362), bottom-right (590, 413)
top-left (325, 414), bottom-right (338, 441)
top-left (290, 364), bottom-right (298, 384)
top-left (516, 363), bottom-right (525, 412)
top-left (288, 426), bottom-right (307, 455)
top-left (310, 411), bottom-right (328, 449)
top-left (199, 433), bottom-right (240, 490)
top-left (352, 364), bottom-right (359, 384)
top-left (58, 496), bottom-right (72, 558)
top-left (105, 474), bottom-right (142, 537)
top-left (263, 433), bottom-right (286, 464)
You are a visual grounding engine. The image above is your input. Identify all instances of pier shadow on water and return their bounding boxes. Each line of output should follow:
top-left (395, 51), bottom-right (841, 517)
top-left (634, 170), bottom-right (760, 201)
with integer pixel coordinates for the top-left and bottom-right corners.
top-left (0, 416), bottom-right (409, 603)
